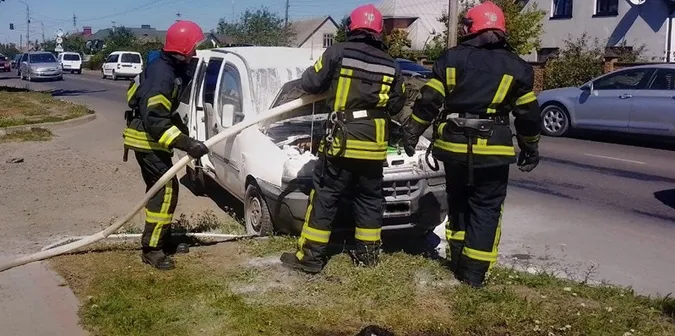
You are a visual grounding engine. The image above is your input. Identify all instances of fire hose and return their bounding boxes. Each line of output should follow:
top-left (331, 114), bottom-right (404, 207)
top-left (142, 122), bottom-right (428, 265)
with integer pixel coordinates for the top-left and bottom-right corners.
top-left (0, 93), bottom-right (327, 273)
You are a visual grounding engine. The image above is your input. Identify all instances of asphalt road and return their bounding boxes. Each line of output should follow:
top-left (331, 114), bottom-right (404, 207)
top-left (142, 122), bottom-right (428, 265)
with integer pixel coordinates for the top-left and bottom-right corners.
top-left (2, 71), bottom-right (674, 295)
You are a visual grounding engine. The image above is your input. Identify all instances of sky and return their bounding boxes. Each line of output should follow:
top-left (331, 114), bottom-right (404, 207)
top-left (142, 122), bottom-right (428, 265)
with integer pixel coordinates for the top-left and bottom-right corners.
top-left (0, 0), bottom-right (371, 45)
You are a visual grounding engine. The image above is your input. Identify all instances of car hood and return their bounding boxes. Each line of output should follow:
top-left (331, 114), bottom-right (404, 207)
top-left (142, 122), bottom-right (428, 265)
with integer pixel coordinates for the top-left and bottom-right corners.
top-left (30, 62), bottom-right (60, 69)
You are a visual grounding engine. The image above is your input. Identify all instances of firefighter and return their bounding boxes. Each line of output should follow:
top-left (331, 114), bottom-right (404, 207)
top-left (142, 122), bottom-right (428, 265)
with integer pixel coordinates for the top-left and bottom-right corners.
top-left (401, 1), bottom-right (541, 287)
top-left (123, 20), bottom-right (209, 270)
top-left (280, 3), bottom-right (406, 274)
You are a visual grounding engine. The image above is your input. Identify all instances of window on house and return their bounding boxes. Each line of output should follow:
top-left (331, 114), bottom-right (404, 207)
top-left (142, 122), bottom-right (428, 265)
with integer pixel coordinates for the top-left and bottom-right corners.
top-left (551, 0), bottom-right (573, 18)
top-left (537, 47), bottom-right (560, 62)
top-left (323, 33), bottom-right (334, 48)
top-left (595, 0), bottom-right (618, 16)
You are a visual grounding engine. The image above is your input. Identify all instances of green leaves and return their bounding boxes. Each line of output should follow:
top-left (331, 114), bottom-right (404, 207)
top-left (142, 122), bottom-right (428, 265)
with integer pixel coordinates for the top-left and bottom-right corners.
top-left (217, 7), bottom-right (295, 47)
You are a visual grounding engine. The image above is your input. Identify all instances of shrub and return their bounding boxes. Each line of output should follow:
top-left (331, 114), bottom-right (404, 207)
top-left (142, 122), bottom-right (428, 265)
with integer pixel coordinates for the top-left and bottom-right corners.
top-left (543, 33), bottom-right (605, 90)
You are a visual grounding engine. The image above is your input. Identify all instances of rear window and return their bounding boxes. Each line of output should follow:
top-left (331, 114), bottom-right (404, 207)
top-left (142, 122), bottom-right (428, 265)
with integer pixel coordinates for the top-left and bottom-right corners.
top-left (63, 54), bottom-right (80, 61)
top-left (29, 53), bottom-right (57, 63)
top-left (121, 53), bottom-right (141, 63)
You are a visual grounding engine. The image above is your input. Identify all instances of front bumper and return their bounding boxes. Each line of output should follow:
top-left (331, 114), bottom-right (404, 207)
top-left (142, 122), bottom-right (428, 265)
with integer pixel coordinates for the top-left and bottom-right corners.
top-left (258, 167), bottom-right (448, 235)
top-left (31, 71), bottom-right (62, 79)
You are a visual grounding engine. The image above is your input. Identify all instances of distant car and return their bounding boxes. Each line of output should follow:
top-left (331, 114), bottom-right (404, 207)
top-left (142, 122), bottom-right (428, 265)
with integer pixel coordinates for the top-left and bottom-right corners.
top-left (536, 64), bottom-right (675, 138)
top-left (12, 54), bottom-right (22, 69)
top-left (57, 52), bottom-right (83, 74)
top-left (101, 51), bottom-right (143, 80)
top-left (18, 51), bottom-right (63, 82)
top-left (395, 58), bottom-right (432, 78)
top-left (0, 55), bottom-right (10, 72)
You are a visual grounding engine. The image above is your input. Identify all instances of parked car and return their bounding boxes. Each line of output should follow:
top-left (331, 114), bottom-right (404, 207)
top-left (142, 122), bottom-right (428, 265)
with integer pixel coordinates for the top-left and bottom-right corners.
top-left (536, 64), bottom-right (675, 138)
top-left (101, 51), bottom-right (142, 80)
top-left (18, 51), bottom-right (63, 81)
top-left (396, 58), bottom-right (432, 78)
top-left (0, 55), bottom-right (10, 72)
top-left (12, 54), bottom-right (22, 69)
top-left (175, 47), bottom-right (448, 237)
top-left (57, 52), bottom-right (83, 74)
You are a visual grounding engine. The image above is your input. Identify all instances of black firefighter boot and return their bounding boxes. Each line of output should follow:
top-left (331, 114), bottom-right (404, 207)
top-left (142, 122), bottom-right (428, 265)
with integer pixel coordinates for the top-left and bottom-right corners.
top-left (349, 241), bottom-right (381, 267)
top-left (162, 225), bottom-right (190, 255)
top-left (280, 251), bottom-right (324, 274)
top-left (140, 223), bottom-right (175, 271)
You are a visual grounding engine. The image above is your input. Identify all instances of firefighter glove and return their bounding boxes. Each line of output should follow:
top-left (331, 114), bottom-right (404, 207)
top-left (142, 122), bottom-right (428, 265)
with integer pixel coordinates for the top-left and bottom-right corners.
top-left (516, 135), bottom-right (539, 172)
top-left (401, 115), bottom-right (428, 157)
top-left (174, 134), bottom-right (209, 158)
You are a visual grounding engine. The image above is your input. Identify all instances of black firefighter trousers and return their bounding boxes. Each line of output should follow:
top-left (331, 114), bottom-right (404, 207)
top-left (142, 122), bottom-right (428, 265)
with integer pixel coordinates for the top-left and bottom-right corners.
top-left (134, 151), bottom-right (179, 251)
top-left (444, 161), bottom-right (509, 286)
top-left (294, 154), bottom-right (385, 268)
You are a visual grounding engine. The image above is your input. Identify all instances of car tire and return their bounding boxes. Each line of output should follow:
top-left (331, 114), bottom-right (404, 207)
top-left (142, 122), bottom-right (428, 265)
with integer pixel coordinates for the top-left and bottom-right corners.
top-left (111, 70), bottom-right (117, 81)
top-left (244, 183), bottom-right (274, 237)
top-left (185, 165), bottom-right (206, 196)
top-left (541, 103), bottom-right (571, 137)
top-left (101, 69), bottom-right (106, 79)
top-left (26, 72), bottom-right (32, 82)
top-left (76, 69), bottom-right (82, 74)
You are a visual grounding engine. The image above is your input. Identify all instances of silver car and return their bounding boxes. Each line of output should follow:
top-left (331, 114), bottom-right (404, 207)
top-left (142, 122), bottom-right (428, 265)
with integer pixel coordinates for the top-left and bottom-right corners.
top-left (19, 52), bottom-right (63, 82)
top-left (536, 64), bottom-right (675, 138)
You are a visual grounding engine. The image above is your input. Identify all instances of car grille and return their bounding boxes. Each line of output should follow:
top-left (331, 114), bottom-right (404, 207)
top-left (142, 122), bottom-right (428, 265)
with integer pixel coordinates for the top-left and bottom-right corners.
top-left (383, 179), bottom-right (420, 198)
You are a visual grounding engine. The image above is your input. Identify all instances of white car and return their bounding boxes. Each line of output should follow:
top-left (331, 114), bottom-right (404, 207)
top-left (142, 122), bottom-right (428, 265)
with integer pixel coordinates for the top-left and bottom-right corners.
top-left (176, 47), bottom-right (448, 238)
top-left (101, 51), bottom-right (142, 80)
top-left (57, 52), bottom-right (82, 74)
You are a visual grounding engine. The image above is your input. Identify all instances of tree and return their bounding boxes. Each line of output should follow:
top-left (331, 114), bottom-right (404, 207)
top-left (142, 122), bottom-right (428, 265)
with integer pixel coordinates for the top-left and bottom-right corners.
top-left (383, 29), bottom-right (413, 59)
top-left (543, 33), bottom-right (605, 90)
top-left (40, 33), bottom-right (86, 54)
top-left (217, 7), bottom-right (294, 46)
top-left (423, 0), bottom-right (546, 60)
top-left (0, 43), bottom-right (20, 58)
top-left (335, 16), bottom-right (349, 43)
top-left (101, 27), bottom-right (137, 53)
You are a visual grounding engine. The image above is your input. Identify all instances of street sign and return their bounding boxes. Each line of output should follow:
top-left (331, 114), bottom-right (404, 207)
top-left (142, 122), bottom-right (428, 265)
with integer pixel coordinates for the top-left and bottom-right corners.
top-left (56, 37), bottom-right (63, 44)
top-left (56, 29), bottom-right (64, 37)
top-left (55, 45), bottom-right (64, 52)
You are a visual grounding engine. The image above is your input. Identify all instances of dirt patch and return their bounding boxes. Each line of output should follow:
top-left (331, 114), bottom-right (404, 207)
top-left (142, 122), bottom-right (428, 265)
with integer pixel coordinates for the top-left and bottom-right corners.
top-left (0, 127), bottom-right (52, 143)
top-left (50, 237), bottom-right (675, 336)
top-left (0, 87), bottom-right (93, 127)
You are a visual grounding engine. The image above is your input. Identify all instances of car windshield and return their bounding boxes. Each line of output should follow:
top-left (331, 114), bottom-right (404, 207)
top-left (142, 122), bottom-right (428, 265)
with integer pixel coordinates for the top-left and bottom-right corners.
top-left (121, 53), bottom-right (141, 63)
top-left (63, 54), bottom-right (80, 61)
top-left (29, 53), bottom-right (57, 63)
top-left (397, 60), bottom-right (430, 72)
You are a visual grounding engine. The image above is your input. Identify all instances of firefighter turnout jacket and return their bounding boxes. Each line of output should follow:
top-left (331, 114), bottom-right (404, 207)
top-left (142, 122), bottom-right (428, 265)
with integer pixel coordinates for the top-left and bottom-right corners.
top-left (301, 33), bottom-right (407, 161)
top-left (123, 52), bottom-right (190, 154)
top-left (410, 42), bottom-right (542, 167)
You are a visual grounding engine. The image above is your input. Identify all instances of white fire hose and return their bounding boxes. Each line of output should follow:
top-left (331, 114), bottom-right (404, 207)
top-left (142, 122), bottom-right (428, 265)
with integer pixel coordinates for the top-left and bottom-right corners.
top-left (0, 93), bottom-right (327, 273)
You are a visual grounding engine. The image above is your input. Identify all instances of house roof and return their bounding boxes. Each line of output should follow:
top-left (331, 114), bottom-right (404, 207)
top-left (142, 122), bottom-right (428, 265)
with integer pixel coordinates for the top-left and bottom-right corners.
top-left (289, 16), bottom-right (338, 47)
top-left (86, 26), bottom-right (167, 43)
top-left (206, 32), bottom-right (235, 46)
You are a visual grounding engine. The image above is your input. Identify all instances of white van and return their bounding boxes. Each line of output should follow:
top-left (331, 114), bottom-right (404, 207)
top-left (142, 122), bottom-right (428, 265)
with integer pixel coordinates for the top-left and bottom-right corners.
top-left (101, 51), bottom-right (142, 80)
top-left (57, 52), bottom-right (82, 74)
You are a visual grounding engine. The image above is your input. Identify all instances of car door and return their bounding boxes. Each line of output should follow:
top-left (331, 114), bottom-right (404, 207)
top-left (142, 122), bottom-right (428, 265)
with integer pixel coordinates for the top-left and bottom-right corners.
top-left (573, 67), bottom-right (654, 131)
top-left (628, 67), bottom-right (675, 136)
top-left (104, 54), bottom-right (118, 75)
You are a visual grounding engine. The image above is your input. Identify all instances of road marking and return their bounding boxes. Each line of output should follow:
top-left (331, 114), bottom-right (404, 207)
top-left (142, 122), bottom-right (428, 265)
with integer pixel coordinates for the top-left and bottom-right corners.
top-left (583, 153), bottom-right (646, 165)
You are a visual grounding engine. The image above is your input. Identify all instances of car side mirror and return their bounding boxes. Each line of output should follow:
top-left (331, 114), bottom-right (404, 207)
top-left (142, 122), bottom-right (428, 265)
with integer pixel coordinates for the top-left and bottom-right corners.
top-left (581, 82), bottom-right (593, 91)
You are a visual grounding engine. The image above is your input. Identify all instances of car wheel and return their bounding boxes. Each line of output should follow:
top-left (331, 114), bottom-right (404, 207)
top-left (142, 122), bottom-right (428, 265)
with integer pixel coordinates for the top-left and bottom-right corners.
top-left (111, 70), bottom-right (117, 81)
top-left (244, 183), bottom-right (274, 236)
top-left (77, 69), bottom-right (82, 74)
top-left (185, 165), bottom-right (206, 196)
top-left (541, 103), bottom-right (571, 137)
top-left (101, 69), bottom-right (106, 79)
top-left (27, 72), bottom-right (32, 82)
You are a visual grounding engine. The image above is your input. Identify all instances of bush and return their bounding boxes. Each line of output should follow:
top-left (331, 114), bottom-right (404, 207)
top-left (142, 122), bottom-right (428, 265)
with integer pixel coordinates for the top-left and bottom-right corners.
top-left (543, 33), bottom-right (605, 90)
top-left (87, 53), bottom-right (105, 71)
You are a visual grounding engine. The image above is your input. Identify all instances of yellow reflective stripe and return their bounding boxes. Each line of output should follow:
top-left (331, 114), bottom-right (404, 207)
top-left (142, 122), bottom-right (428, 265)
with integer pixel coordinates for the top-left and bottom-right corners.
top-left (521, 134), bottom-right (540, 142)
top-left (437, 122), bottom-right (446, 138)
top-left (434, 140), bottom-right (515, 156)
top-left (489, 203), bottom-right (504, 270)
top-left (515, 91), bottom-right (537, 105)
top-left (424, 78), bottom-right (445, 97)
top-left (487, 74), bottom-right (514, 114)
top-left (477, 139), bottom-right (488, 146)
top-left (446, 67), bottom-right (456, 91)
top-left (126, 83), bottom-right (138, 103)
top-left (374, 118), bottom-right (386, 144)
top-left (300, 223), bottom-right (331, 244)
top-left (401, 81), bottom-right (405, 93)
top-left (445, 229), bottom-right (465, 241)
top-left (314, 55), bottom-right (323, 72)
top-left (295, 236), bottom-right (306, 261)
top-left (340, 149), bottom-right (387, 160)
top-left (147, 94), bottom-right (172, 111)
top-left (355, 227), bottom-right (382, 242)
top-left (333, 68), bottom-right (353, 111)
top-left (147, 179), bottom-right (175, 247)
top-left (296, 189), bottom-right (316, 261)
top-left (462, 247), bottom-right (498, 262)
top-left (158, 125), bottom-right (182, 148)
top-left (145, 210), bottom-right (173, 224)
top-left (122, 128), bottom-right (171, 152)
top-left (376, 76), bottom-right (393, 107)
top-left (411, 113), bottom-right (431, 125)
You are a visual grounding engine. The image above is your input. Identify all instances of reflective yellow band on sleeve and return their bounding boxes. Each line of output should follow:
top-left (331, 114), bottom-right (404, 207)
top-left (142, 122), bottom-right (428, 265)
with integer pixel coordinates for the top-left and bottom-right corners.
top-left (147, 94), bottom-right (172, 111)
top-left (333, 68), bottom-right (353, 111)
top-left (515, 91), bottom-right (537, 106)
top-left (424, 78), bottom-right (445, 96)
top-left (314, 55), bottom-right (323, 72)
top-left (355, 227), bottom-right (382, 242)
top-left (411, 113), bottom-right (431, 125)
top-left (487, 74), bottom-right (514, 114)
top-left (158, 125), bottom-right (182, 148)
top-left (126, 83), bottom-right (138, 103)
top-left (446, 67), bottom-right (456, 91)
top-left (376, 76), bottom-right (393, 107)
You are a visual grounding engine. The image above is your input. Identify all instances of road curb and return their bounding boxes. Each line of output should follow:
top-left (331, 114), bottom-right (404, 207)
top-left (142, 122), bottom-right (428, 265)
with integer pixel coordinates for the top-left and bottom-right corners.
top-left (0, 113), bottom-right (97, 136)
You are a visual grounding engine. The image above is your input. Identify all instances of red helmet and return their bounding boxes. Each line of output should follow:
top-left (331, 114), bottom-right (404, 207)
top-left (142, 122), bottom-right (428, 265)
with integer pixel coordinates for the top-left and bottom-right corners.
top-left (348, 4), bottom-right (383, 34)
top-left (463, 1), bottom-right (506, 35)
top-left (163, 20), bottom-right (205, 57)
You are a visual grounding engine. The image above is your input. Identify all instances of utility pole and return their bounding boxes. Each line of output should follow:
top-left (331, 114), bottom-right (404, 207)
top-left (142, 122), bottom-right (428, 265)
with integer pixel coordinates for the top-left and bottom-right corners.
top-left (447, 0), bottom-right (458, 48)
top-left (73, 14), bottom-right (78, 32)
top-left (19, 1), bottom-right (30, 50)
top-left (284, 0), bottom-right (289, 29)
top-left (20, 34), bottom-right (23, 50)
top-left (41, 21), bottom-right (45, 43)
top-left (231, 0), bottom-right (235, 23)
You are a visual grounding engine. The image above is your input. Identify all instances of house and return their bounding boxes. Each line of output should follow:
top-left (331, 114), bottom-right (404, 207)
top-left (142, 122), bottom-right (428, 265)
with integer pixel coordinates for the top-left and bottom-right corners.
top-left (289, 16), bottom-right (339, 50)
top-left (524, 0), bottom-right (675, 62)
top-left (204, 32), bottom-right (239, 48)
